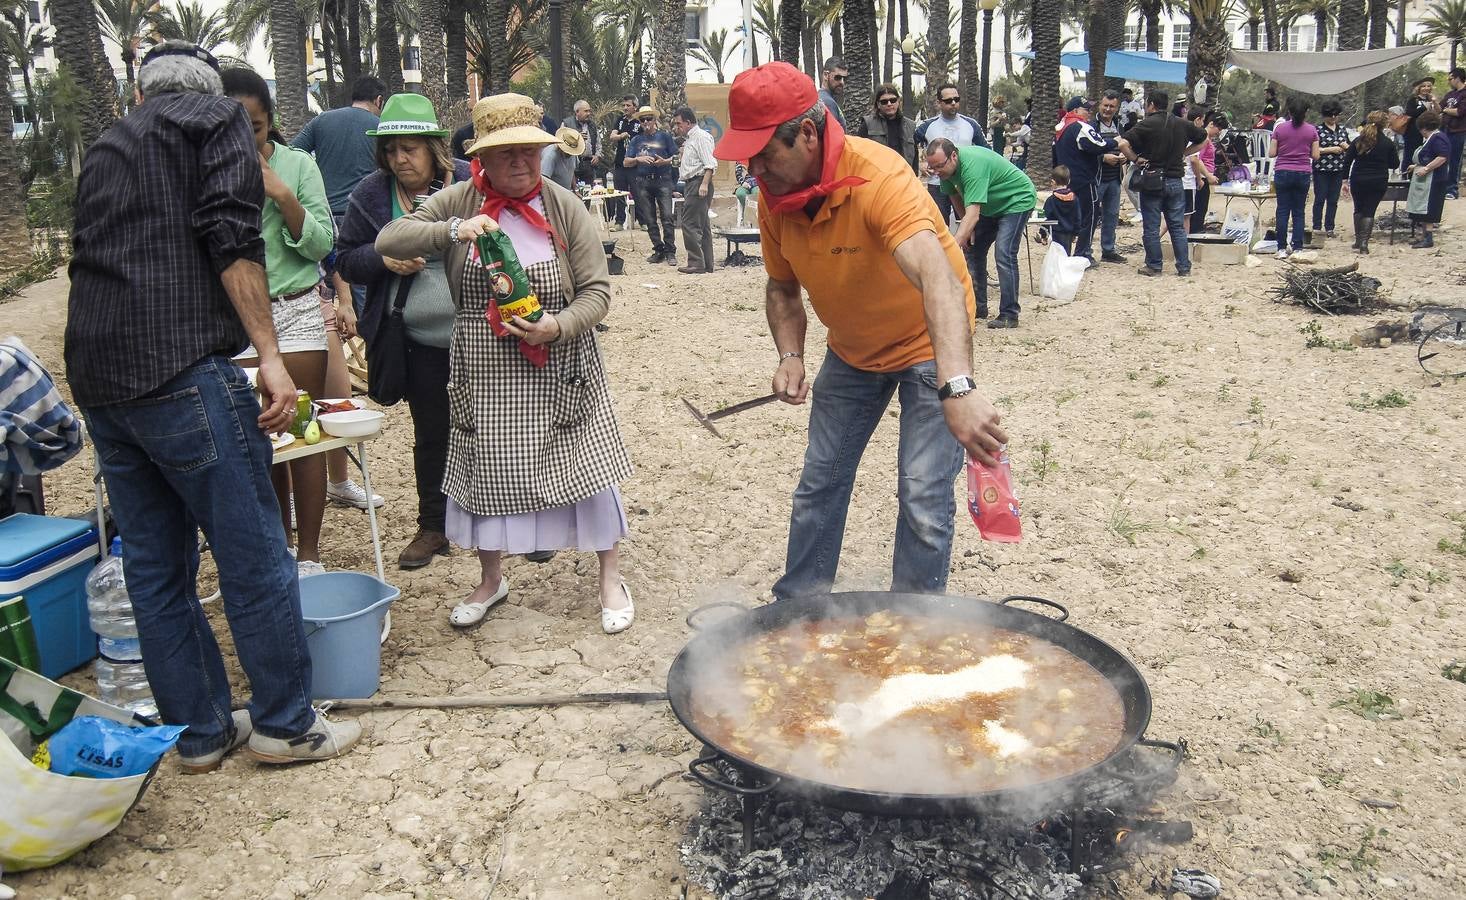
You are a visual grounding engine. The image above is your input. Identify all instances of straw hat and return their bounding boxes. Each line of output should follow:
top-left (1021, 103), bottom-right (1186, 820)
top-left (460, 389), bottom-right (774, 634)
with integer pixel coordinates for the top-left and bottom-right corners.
top-left (634, 105), bottom-right (660, 122)
top-left (464, 93), bottom-right (558, 156)
top-left (555, 125), bottom-right (586, 155)
top-left (365, 93), bottom-right (448, 137)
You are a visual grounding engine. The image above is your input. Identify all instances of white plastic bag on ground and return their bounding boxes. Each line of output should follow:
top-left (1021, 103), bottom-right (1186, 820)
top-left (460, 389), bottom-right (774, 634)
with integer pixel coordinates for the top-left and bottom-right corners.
top-left (1039, 242), bottom-right (1088, 304)
top-left (1222, 210), bottom-right (1255, 245)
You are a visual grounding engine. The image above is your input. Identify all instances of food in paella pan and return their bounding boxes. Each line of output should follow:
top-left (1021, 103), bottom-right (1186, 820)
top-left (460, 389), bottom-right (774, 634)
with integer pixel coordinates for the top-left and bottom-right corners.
top-left (689, 612), bottom-right (1127, 794)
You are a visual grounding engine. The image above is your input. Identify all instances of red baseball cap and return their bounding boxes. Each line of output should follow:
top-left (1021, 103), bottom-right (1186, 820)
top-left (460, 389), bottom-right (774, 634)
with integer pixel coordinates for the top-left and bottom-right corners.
top-left (714, 62), bottom-right (819, 161)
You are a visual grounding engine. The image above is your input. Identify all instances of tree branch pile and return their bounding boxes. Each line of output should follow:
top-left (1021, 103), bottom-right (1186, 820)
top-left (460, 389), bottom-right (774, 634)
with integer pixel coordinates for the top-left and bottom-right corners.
top-left (1268, 263), bottom-right (1384, 315)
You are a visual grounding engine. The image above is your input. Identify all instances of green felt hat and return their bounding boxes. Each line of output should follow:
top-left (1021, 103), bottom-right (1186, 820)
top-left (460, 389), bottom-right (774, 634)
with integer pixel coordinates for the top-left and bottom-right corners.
top-left (366, 93), bottom-right (449, 137)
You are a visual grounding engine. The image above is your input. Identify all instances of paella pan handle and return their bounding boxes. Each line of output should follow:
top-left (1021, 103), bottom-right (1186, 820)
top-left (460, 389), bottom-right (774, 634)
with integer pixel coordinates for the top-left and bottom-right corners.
top-left (997, 595), bottom-right (1070, 622)
top-left (685, 601), bottom-right (750, 631)
top-left (688, 749), bottom-right (781, 796)
top-left (1109, 737), bottom-right (1187, 790)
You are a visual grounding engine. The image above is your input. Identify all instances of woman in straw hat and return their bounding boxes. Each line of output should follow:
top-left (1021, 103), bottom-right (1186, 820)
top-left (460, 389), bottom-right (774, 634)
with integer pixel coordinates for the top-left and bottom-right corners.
top-left (376, 93), bottom-right (635, 634)
top-left (336, 93), bottom-right (469, 570)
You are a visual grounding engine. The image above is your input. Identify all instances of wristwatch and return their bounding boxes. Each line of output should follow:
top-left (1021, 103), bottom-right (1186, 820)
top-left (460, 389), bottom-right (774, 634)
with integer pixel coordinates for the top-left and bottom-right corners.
top-left (937, 375), bottom-right (977, 400)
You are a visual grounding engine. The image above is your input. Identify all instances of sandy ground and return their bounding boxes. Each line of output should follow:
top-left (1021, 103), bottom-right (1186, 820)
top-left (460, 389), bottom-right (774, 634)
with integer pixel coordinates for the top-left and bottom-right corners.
top-left (6, 192), bottom-right (1466, 900)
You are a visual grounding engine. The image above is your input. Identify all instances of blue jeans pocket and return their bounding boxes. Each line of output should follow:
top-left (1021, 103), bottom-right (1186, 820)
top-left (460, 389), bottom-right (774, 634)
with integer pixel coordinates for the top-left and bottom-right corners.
top-left (122, 385), bottom-right (219, 472)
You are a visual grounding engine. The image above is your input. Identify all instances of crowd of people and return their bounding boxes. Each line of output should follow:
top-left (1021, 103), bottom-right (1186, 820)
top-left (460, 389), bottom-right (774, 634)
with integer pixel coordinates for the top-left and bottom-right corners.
top-left (56, 33), bottom-right (1463, 778)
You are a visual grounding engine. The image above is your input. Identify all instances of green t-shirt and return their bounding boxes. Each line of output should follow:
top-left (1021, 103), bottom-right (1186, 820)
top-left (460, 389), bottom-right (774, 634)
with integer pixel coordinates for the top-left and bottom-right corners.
top-left (939, 145), bottom-right (1036, 218)
top-left (261, 141), bottom-right (334, 297)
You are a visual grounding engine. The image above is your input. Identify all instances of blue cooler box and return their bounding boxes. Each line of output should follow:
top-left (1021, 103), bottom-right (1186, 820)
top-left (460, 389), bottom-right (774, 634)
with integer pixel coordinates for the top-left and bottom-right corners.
top-left (0, 514), bottom-right (100, 678)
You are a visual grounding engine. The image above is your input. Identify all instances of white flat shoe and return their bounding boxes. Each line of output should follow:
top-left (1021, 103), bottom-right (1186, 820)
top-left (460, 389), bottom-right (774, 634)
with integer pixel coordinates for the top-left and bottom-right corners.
top-left (450, 577), bottom-right (508, 628)
top-left (601, 582), bottom-right (635, 634)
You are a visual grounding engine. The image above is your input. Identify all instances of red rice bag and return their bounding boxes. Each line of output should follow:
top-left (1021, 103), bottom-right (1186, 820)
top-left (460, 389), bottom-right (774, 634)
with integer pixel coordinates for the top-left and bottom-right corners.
top-left (966, 450), bottom-right (1021, 543)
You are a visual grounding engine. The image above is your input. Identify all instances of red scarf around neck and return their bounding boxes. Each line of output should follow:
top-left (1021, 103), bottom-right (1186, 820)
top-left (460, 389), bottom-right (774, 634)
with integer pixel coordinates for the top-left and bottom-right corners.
top-left (758, 113), bottom-right (869, 215)
top-left (468, 158), bottom-right (555, 368)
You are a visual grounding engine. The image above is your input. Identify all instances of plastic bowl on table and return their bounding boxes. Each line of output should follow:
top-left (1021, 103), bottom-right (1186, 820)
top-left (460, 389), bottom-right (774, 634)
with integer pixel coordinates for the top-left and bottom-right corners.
top-left (318, 408), bottom-right (385, 438)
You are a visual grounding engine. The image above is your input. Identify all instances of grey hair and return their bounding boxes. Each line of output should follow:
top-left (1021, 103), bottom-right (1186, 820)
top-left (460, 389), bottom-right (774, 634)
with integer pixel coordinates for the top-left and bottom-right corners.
top-left (771, 102), bottom-right (827, 147)
top-left (138, 40), bottom-right (223, 98)
top-left (1102, 90), bottom-right (1120, 101)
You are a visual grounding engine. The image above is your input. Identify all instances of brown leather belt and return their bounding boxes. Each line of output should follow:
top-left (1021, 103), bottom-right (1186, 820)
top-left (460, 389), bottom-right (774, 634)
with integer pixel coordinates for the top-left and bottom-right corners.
top-left (271, 286), bottom-right (318, 303)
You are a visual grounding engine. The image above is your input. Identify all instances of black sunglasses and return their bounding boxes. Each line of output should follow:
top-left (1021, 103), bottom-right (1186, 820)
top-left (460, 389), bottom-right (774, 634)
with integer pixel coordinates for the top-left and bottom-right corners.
top-left (940, 96), bottom-right (961, 103)
top-left (878, 96), bottom-right (900, 104)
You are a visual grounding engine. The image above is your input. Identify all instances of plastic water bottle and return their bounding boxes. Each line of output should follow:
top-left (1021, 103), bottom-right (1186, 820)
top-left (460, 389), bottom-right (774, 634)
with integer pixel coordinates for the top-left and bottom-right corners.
top-left (86, 537), bottom-right (158, 719)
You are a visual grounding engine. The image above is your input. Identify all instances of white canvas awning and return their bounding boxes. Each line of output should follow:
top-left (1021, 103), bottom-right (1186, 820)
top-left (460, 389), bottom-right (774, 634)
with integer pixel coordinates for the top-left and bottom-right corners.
top-left (1228, 45), bottom-right (1439, 95)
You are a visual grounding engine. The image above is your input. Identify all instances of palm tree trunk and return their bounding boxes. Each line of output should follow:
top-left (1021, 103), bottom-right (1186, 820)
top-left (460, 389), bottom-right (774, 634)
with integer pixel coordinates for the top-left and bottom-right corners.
top-left (959, 0), bottom-right (977, 116)
top-left (1395, 0), bottom-right (1406, 48)
top-left (1085, 0), bottom-right (1108, 102)
top-left (802, 19), bottom-right (818, 76)
top-left (1002, 5), bottom-right (1012, 76)
top-left (377, 0), bottom-right (405, 94)
top-left (272, 0), bottom-right (310, 136)
top-left (924, 0), bottom-right (949, 111)
top-left (1029, 0), bottom-right (1060, 185)
top-left (322, 8), bottom-right (339, 107)
top-left (883, 0), bottom-right (894, 83)
top-left (1313, 11), bottom-right (1327, 51)
top-left (779, 0), bottom-right (802, 64)
top-left (485, 0), bottom-right (508, 93)
top-left (445, 0), bottom-right (467, 107)
top-left (48, 0), bottom-right (117, 148)
top-left (844, 0), bottom-right (875, 115)
top-left (1186, 6), bottom-right (1227, 108)
top-left (345, 0), bottom-right (363, 84)
top-left (1336, 0), bottom-right (1364, 115)
top-left (1141, 0), bottom-right (1159, 55)
top-left (0, 90), bottom-right (31, 273)
top-left (418, 0), bottom-right (446, 112)
top-left (653, 0), bottom-right (686, 114)
top-left (832, 18), bottom-right (843, 57)
top-left (1263, 0), bottom-right (1279, 50)
top-left (1103, 0), bottom-right (1124, 91)
top-left (1367, 0), bottom-right (1387, 47)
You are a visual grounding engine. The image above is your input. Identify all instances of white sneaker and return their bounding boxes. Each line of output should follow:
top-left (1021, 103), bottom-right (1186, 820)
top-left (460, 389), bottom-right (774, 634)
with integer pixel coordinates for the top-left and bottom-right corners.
top-left (1275, 249), bottom-right (1290, 260)
top-left (297, 559), bottom-right (326, 578)
top-left (327, 479), bottom-right (384, 510)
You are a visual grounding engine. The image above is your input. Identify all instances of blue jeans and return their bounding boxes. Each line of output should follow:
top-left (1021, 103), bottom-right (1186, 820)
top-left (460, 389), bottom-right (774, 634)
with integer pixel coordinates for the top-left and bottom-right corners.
top-left (1095, 177), bottom-right (1122, 254)
top-left (83, 356), bottom-right (315, 757)
top-left (928, 184), bottom-right (982, 292)
top-left (1140, 178), bottom-right (1189, 273)
top-left (1273, 169), bottom-right (1311, 251)
top-left (972, 209), bottom-right (1030, 320)
top-left (633, 177), bottom-right (677, 255)
top-left (1447, 131), bottom-right (1466, 195)
top-left (773, 354), bottom-right (965, 601)
top-left (1311, 170), bottom-right (1344, 231)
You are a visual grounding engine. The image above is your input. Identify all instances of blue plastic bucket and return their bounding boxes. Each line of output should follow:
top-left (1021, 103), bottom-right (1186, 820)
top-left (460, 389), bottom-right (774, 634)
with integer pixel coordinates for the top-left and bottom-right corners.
top-left (298, 572), bottom-right (399, 700)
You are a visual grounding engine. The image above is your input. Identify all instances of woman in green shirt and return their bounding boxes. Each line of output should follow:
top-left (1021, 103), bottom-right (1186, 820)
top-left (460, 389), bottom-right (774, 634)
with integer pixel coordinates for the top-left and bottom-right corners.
top-left (224, 68), bottom-right (335, 578)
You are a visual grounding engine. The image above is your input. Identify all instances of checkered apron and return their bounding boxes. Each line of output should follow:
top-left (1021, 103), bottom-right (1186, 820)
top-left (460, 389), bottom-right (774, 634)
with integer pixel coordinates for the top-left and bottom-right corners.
top-left (443, 247), bottom-right (632, 517)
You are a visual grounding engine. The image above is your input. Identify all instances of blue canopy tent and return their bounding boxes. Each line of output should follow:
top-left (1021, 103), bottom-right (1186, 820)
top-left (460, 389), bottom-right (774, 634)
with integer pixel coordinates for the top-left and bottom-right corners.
top-left (1013, 49), bottom-right (1189, 84)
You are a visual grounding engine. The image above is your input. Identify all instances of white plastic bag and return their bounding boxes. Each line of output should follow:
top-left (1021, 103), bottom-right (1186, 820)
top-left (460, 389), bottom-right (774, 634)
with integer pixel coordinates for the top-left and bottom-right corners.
top-left (1222, 210), bottom-right (1255, 246)
top-left (1038, 242), bottom-right (1088, 304)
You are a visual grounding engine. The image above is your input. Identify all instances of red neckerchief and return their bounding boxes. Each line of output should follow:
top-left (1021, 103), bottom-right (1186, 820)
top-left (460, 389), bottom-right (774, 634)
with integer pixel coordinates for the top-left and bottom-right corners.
top-left (1055, 110), bottom-right (1086, 134)
top-left (470, 159), bottom-right (566, 249)
top-left (758, 114), bottom-right (869, 215)
top-left (469, 159), bottom-right (554, 368)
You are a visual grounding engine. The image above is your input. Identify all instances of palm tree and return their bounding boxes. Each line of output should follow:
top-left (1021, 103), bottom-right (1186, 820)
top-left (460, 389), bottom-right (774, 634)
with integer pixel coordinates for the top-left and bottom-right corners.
top-left (1029, 0), bottom-right (1060, 185)
top-left (1422, 0), bottom-right (1466, 69)
top-left (843, 0), bottom-right (875, 114)
top-left (1083, 0), bottom-right (1109, 100)
top-left (1285, 0), bottom-right (1334, 51)
top-left (1396, 0), bottom-right (1407, 47)
top-left (270, 0), bottom-right (309, 135)
top-left (47, 0), bottom-right (117, 147)
top-left (652, 0), bottom-right (685, 114)
top-left (958, 0), bottom-right (976, 114)
top-left (923, 0), bottom-right (949, 110)
top-left (465, 0), bottom-right (535, 94)
top-left (754, 0), bottom-right (781, 59)
top-left (417, 0), bottom-right (446, 112)
top-left (155, 0), bottom-right (229, 51)
top-left (778, 0), bottom-right (801, 64)
top-left (1263, 0), bottom-right (1279, 50)
top-left (1368, 0), bottom-right (1388, 48)
top-left (377, 0), bottom-right (405, 93)
top-left (688, 27), bottom-right (741, 82)
top-left (0, 6), bottom-right (31, 271)
top-left (882, 0), bottom-right (893, 81)
top-left (96, 0), bottom-right (161, 109)
top-left (1237, 0), bottom-right (1264, 49)
top-left (1000, 0), bottom-right (1021, 75)
top-left (1185, 0), bottom-right (1228, 106)
top-left (445, 0), bottom-right (465, 110)
top-left (1336, 0), bottom-right (1365, 111)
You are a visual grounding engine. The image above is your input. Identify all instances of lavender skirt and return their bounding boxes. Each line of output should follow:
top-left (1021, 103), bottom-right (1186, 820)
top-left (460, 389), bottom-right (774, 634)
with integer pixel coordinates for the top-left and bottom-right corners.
top-left (445, 485), bottom-right (629, 553)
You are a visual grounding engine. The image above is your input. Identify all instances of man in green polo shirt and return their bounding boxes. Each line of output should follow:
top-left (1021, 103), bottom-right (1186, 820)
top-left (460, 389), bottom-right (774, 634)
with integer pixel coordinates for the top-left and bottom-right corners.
top-left (926, 138), bottom-right (1036, 328)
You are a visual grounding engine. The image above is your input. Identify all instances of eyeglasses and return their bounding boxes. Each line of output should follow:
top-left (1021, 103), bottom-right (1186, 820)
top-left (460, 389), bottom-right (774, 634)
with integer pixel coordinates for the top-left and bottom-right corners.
top-left (940, 96), bottom-right (961, 104)
top-left (878, 97), bottom-right (900, 104)
top-left (830, 74), bottom-right (848, 82)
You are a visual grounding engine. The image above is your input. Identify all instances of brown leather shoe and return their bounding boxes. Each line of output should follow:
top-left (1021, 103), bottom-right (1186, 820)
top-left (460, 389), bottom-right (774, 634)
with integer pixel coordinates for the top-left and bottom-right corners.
top-left (677, 265), bottom-right (704, 274)
top-left (398, 530), bottom-right (450, 569)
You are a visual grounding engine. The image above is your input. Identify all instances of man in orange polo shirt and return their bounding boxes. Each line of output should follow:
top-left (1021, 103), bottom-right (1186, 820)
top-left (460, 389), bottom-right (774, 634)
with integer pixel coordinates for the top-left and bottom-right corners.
top-left (714, 61), bottom-right (1008, 601)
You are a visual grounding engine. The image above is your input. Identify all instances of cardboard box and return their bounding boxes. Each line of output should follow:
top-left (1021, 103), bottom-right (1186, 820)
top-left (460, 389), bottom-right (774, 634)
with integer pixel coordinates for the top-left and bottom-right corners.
top-left (1191, 241), bottom-right (1247, 265)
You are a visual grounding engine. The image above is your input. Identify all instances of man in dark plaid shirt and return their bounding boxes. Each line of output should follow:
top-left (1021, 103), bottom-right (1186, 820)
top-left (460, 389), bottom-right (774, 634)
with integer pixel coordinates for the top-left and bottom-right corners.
top-left (64, 41), bottom-right (359, 770)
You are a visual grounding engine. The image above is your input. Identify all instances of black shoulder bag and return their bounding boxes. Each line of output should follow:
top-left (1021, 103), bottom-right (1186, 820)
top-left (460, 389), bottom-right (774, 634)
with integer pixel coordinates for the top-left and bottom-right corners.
top-left (366, 275), bottom-right (415, 406)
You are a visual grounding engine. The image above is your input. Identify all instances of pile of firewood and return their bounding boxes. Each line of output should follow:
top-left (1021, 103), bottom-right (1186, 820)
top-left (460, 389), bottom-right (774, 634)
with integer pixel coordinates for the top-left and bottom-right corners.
top-left (1269, 262), bottom-right (1383, 315)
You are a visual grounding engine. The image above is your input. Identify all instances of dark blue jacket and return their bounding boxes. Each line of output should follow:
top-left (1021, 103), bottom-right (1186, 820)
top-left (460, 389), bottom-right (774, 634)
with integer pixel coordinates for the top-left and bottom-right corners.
top-left (1042, 187), bottom-right (1082, 235)
top-left (335, 159), bottom-right (473, 346)
top-left (1053, 120), bottom-right (1116, 187)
